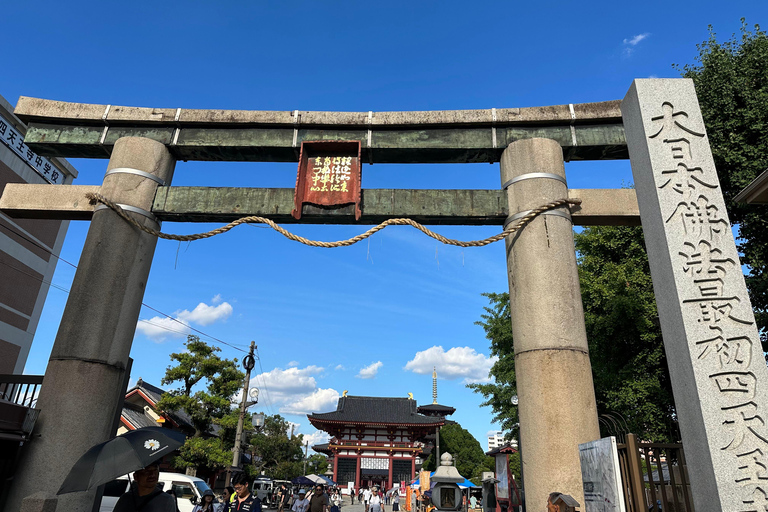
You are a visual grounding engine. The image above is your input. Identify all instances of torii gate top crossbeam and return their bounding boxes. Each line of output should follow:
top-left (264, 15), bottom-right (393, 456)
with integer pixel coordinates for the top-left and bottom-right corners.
top-left (14, 97), bottom-right (627, 163)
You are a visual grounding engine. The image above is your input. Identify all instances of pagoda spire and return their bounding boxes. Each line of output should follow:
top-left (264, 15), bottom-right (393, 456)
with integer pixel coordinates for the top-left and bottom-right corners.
top-left (432, 366), bottom-right (438, 404)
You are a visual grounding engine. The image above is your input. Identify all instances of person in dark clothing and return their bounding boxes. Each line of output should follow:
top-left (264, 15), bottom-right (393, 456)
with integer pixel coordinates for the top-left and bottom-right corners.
top-left (309, 485), bottom-right (329, 512)
top-left (113, 463), bottom-right (176, 512)
top-left (229, 473), bottom-right (261, 512)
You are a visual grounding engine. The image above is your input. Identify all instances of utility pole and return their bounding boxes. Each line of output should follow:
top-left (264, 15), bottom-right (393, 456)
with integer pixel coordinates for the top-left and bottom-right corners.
top-left (226, 341), bottom-right (257, 487)
top-left (303, 441), bottom-right (309, 475)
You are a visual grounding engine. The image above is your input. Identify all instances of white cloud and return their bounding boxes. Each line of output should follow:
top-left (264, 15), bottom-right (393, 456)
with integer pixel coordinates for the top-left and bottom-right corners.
top-left (250, 365), bottom-right (324, 403)
top-left (334, 364), bottom-right (345, 371)
top-left (212, 294), bottom-right (222, 304)
top-left (249, 365), bottom-right (339, 416)
top-left (622, 33), bottom-right (650, 56)
top-left (288, 421), bottom-right (301, 436)
top-left (136, 315), bottom-right (190, 341)
top-left (281, 388), bottom-right (340, 415)
top-left (404, 346), bottom-right (497, 384)
top-left (135, 297), bottom-right (232, 342)
top-left (304, 430), bottom-right (331, 450)
top-left (357, 361), bottom-right (383, 379)
top-left (623, 33), bottom-right (649, 46)
top-left (177, 301), bottom-right (233, 326)
top-left (287, 361), bottom-right (300, 367)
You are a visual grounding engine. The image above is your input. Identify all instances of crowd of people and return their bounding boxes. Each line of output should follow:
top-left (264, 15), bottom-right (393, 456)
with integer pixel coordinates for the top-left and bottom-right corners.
top-left (111, 461), bottom-right (411, 512)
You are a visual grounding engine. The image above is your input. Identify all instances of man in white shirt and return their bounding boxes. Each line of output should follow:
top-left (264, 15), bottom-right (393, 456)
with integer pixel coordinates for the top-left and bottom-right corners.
top-left (363, 488), bottom-right (372, 512)
top-left (292, 490), bottom-right (310, 512)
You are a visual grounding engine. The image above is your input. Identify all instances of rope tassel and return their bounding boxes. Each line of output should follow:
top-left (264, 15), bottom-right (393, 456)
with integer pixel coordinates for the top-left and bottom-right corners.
top-left (86, 192), bottom-right (581, 248)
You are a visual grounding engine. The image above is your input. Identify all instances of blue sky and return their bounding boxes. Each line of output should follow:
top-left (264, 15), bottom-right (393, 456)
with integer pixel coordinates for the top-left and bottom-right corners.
top-left (3, 1), bottom-right (766, 452)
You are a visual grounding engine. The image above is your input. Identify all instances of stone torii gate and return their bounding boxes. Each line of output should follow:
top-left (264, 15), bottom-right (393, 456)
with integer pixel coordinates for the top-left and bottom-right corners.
top-left (2, 79), bottom-right (766, 512)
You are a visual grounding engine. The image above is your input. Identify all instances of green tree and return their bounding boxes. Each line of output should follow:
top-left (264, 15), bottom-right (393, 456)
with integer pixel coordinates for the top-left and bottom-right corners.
top-left (249, 414), bottom-right (305, 479)
top-left (421, 424), bottom-right (494, 484)
top-left (470, 226), bottom-right (678, 442)
top-left (677, 21), bottom-right (768, 347)
top-left (466, 293), bottom-right (518, 436)
top-left (576, 226), bottom-right (676, 441)
top-left (306, 454), bottom-right (329, 475)
top-left (156, 335), bottom-right (246, 473)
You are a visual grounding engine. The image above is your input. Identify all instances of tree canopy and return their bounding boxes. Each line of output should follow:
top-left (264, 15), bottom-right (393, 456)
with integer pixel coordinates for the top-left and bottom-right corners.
top-left (467, 294), bottom-right (519, 436)
top-left (471, 21), bottom-right (768, 446)
top-left (470, 226), bottom-right (678, 442)
top-left (156, 335), bottom-right (246, 473)
top-left (678, 21), bottom-right (768, 347)
top-left (421, 423), bottom-right (495, 483)
top-left (248, 414), bottom-right (306, 480)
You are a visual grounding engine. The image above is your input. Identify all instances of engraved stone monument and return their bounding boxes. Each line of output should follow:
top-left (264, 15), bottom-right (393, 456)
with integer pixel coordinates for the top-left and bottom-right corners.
top-left (622, 79), bottom-right (768, 512)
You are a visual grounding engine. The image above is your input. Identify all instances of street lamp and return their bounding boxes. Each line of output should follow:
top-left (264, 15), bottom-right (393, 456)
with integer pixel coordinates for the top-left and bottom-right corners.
top-left (247, 387), bottom-right (260, 408)
top-left (252, 412), bottom-right (265, 429)
top-left (510, 395), bottom-right (523, 510)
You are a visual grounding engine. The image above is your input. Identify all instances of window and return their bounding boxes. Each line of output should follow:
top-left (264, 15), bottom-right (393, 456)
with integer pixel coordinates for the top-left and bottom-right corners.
top-left (337, 457), bottom-right (357, 486)
top-left (195, 481), bottom-right (212, 494)
top-left (172, 482), bottom-right (196, 499)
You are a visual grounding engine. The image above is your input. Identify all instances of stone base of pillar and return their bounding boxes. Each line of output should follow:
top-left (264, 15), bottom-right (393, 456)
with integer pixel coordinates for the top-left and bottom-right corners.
top-left (19, 493), bottom-right (59, 512)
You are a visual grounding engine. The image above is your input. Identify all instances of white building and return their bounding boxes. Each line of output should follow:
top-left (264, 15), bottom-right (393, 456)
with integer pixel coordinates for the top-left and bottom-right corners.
top-left (488, 431), bottom-right (518, 451)
top-left (0, 93), bottom-right (77, 373)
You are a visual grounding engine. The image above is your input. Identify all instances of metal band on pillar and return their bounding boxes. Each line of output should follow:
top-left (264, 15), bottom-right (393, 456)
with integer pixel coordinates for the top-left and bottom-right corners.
top-left (504, 209), bottom-right (571, 229)
top-left (94, 203), bottom-right (158, 224)
top-left (502, 172), bottom-right (567, 190)
top-left (104, 167), bottom-right (167, 185)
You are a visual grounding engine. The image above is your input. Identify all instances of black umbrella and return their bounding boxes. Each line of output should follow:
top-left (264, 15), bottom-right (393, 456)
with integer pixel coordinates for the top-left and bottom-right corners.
top-left (57, 426), bottom-right (185, 494)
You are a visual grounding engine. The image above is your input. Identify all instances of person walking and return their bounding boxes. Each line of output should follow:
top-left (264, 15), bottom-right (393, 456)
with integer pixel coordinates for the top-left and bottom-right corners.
top-left (330, 490), bottom-right (342, 512)
top-left (292, 490), bottom-right (310, 512)
top-left (193, 490), bottom-right (219, 512)
top-left (350, 488), bottom-right (355, 505)
top-left (392, 491), bottom-right (399, 512)
top-left (363, 487), bottom-right (372, 512)
top-left (113, 462), bottom-right (176, 512)
top-left (229, 473), bottom-right (261, 512)
top-left (309, 485), bottom-right (329, 512)
top-left (369, 488), bottom-right (384, 512)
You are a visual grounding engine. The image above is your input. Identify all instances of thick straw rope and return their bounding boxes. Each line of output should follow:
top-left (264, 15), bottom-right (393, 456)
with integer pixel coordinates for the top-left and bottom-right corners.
top-left (86, 192), bottom-right (581, 248)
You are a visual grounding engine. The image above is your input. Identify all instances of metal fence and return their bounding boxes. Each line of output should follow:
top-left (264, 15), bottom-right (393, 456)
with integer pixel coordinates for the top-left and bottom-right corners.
top-left (0, 374), bottom-right (43, 407)
top-left (617, 433), bottom-right (694, 512)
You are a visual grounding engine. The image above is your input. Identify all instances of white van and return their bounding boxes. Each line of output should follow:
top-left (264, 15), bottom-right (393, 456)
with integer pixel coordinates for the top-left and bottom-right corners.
top-left (100, 472), bottom-right (217, 512)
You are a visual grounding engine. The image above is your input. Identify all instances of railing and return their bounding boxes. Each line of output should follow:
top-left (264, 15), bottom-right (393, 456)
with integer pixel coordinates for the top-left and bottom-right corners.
top-left (617, 433), bottom-right (694, 512)
top-left (0, 374), bottom-right (43, 408)
top-left (331, 440), bottom-right (414, 449)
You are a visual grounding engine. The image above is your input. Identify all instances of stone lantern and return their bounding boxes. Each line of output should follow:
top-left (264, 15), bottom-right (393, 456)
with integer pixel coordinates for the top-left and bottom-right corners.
top-left (431, 453), bottom-right (463, 511)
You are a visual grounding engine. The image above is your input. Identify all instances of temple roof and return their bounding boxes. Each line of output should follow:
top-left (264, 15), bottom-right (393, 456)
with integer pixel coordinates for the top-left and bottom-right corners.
top-left (416, 403), bottom-right (456, 416)
top-left (486, 444), bottom-right (518, 456)
top-left (313, 443), bottom-right (333, 455)
top-left (308, 395), bottom-right (445, 427)
top-left (123, 378), bottom-right (199, 433)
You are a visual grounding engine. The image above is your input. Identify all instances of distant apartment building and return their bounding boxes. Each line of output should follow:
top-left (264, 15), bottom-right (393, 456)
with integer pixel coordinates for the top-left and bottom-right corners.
top-left (0, 93), bottom-right (77, 373)
top-left (488, 431), bottom-right (518, 451)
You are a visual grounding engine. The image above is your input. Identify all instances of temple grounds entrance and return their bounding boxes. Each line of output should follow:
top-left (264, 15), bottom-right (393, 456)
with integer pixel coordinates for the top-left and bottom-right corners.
top-left (1, 79), bottom-right (766, 512)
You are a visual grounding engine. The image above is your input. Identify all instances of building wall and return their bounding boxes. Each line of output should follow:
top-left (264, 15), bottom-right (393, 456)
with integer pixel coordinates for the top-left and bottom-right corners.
top-left (0, 93), bottom-right (77, 374)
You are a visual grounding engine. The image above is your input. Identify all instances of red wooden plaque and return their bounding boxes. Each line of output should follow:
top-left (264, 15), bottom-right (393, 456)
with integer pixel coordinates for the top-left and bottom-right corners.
top-left (292, 140), bottom-right (362, 220)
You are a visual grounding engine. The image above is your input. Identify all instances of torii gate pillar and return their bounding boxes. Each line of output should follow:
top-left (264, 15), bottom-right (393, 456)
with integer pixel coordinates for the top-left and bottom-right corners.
top-left (500, 138), bottom-right (600, 509)
top-left (7, 138), bottom-right (175, 512)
